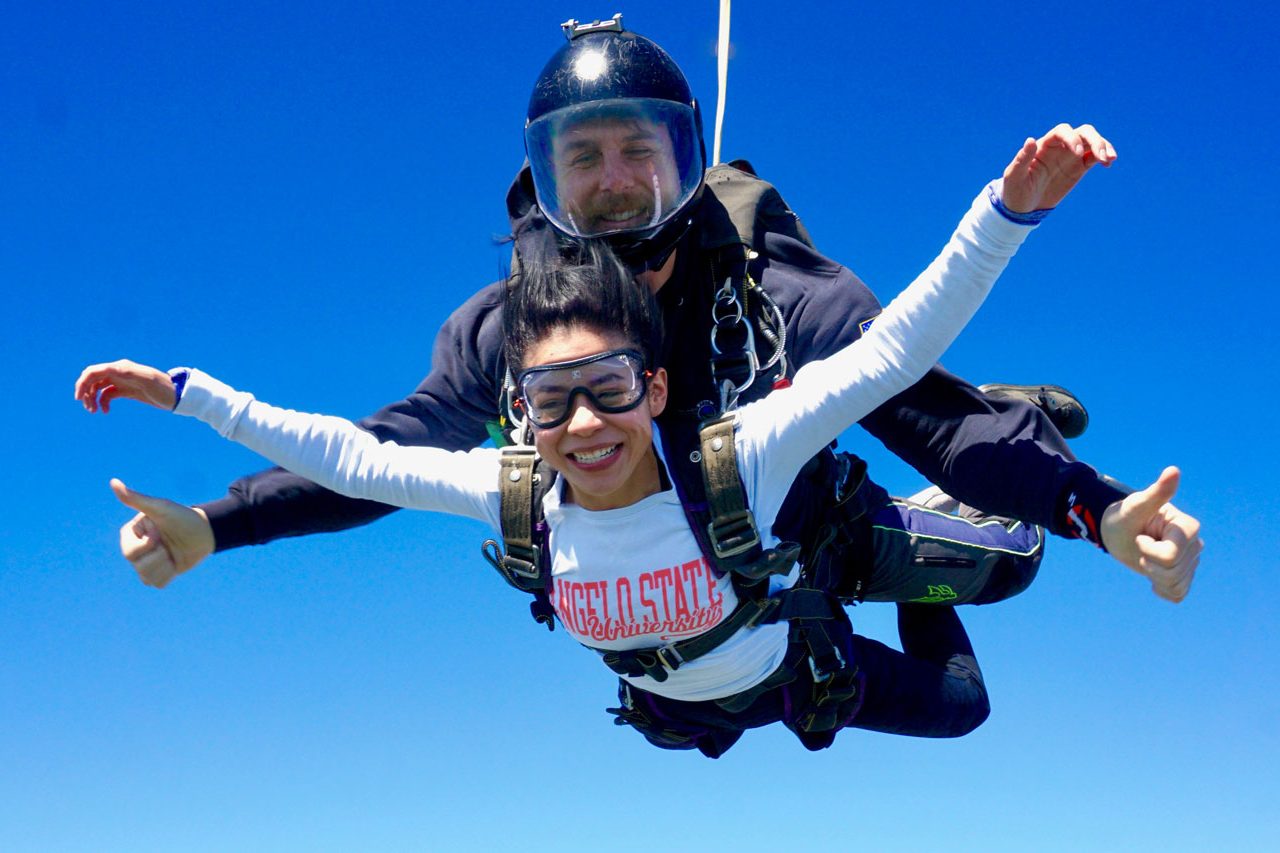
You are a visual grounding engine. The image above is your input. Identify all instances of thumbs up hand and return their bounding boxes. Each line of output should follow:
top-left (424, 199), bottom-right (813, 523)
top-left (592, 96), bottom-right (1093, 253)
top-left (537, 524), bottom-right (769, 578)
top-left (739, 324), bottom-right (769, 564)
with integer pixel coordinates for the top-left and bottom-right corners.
top-left (1100, 467), bottom-right (1203, 603)
top-left (111, 479), bottom-right (214, 588)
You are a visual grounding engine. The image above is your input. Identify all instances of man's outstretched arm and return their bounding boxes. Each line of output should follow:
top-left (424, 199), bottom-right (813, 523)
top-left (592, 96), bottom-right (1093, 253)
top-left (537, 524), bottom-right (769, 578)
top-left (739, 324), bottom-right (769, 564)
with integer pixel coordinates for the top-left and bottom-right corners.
top-left (114, 282), bottom-right (507, 586)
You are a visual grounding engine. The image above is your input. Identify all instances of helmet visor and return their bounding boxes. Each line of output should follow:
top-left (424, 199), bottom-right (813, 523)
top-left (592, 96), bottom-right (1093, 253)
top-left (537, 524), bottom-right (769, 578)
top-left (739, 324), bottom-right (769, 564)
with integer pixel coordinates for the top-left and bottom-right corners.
top-left (525, 99), bottom-right (702, 239)
top-left (516, 349), bottom-right (650, 429)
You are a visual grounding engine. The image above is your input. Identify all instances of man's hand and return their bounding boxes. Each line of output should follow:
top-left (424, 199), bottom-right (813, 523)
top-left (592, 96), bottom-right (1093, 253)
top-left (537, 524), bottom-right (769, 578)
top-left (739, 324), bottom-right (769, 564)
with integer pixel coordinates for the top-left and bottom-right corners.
top-left (1001, 123), bottom-right (1116, 213)
top-left (112, 479), bottom-right (214, 588)
top-left (1100, 467), bottom-right (1202, 603)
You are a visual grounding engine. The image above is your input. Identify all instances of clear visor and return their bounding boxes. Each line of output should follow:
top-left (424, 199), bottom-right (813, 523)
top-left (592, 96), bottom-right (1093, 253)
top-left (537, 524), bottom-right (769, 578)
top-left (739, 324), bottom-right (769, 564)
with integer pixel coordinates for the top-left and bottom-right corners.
top-left (516, 349), bottom-right (649, 428)
top-left (525, 99), bottom-right (702, 239)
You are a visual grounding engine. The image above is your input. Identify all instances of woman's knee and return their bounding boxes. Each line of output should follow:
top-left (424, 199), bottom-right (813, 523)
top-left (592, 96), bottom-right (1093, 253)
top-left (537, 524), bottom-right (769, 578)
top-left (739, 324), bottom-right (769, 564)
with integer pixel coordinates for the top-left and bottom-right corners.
top-left (938, 654), bottom-right (990, 737)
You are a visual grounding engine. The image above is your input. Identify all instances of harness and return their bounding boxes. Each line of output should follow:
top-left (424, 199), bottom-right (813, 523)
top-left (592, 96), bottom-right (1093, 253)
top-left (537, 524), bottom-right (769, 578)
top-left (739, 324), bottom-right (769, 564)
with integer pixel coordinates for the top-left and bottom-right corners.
top-left (481, 162), bottom-right (871, 753)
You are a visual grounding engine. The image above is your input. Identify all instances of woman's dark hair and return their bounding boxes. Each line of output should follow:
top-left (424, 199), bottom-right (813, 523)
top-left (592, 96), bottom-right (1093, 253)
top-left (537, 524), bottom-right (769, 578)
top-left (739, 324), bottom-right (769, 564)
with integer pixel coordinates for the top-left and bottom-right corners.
top-left (503, 238), bottom-right (665, 375)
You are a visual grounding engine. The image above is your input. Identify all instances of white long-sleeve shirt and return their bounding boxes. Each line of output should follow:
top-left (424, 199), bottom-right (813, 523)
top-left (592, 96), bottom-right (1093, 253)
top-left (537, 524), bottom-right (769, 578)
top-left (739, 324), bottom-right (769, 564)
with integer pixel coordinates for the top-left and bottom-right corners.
top-left (175, 183), bottom-right (1034, 701)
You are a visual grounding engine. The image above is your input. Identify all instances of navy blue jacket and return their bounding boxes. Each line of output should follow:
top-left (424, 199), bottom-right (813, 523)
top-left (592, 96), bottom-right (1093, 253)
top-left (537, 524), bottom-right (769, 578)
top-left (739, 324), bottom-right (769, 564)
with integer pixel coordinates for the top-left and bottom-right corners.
top-left (203, 167), bottom-right (1123, 551)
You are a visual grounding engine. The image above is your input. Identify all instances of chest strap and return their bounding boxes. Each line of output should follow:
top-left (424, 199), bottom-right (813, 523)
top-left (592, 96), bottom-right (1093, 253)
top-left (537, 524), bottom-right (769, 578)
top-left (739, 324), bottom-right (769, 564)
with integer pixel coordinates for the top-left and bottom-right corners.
top-left (597, 568), bottom-right (862, 685)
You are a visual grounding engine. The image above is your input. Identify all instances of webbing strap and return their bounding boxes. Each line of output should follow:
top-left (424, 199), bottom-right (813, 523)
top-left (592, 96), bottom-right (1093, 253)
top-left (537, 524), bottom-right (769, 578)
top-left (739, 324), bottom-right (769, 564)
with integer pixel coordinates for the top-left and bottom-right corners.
top-left (699, 414), bottom-right (761, 564)
top-left (496, 447), bottom-right (540, 584)
top-left (600, 578), bottom-right (843, 684)
top-left (600, 595), bottom-right (774, 682)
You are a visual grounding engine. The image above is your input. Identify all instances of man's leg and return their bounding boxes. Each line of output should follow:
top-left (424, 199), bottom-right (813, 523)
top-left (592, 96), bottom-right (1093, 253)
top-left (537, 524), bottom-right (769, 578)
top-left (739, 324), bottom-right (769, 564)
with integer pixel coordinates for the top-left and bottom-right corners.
top-left (979, 382), bottom-right (1089, 439)
top-left (844, 604), bottom-right (989, 738)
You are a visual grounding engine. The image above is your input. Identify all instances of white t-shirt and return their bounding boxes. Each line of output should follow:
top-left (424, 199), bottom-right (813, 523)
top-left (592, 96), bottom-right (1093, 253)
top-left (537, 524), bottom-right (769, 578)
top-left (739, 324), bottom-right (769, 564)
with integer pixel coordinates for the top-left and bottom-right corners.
top-left (175, 184), bottom-right (1033, 701)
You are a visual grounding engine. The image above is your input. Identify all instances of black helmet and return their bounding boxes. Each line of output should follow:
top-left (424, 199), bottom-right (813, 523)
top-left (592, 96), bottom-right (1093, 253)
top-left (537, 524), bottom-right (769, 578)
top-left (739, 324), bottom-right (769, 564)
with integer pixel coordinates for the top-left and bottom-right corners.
top-left (524, 15), bottom-right (706, 270)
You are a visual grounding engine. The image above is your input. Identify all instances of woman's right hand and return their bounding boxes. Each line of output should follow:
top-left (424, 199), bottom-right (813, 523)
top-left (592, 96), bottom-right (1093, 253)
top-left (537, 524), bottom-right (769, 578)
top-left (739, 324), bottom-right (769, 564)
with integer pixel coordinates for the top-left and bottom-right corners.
top-left (75, 359), bottom-right (176, 413)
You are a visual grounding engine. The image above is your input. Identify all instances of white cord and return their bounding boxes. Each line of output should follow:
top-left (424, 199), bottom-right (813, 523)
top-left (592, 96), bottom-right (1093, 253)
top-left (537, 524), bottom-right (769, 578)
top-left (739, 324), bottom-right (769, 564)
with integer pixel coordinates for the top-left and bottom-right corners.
top-left (712, 0), bottom-right (731, 166)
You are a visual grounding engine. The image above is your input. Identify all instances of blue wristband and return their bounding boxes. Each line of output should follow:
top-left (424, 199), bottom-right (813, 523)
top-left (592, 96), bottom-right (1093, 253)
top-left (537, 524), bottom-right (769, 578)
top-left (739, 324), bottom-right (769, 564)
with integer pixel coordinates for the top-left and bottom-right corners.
top-left (168, 368), bottom-right (190, 410)
top-left (988, 182), bottom-right (1052, 225)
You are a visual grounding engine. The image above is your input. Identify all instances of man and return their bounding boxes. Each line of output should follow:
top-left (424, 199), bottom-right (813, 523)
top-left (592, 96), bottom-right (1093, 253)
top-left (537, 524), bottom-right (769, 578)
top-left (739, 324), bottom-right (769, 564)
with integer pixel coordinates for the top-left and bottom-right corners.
top-left (111, 17), bottom-right (1199, 609)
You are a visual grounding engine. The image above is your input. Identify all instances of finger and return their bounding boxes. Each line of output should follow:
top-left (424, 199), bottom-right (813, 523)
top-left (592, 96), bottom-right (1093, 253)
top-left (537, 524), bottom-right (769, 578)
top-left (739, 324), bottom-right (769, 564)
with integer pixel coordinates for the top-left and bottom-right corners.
top-left (75, 364), bottom-right (111, 402)
top-left (1074, 124), bottom-right (1117, 165)
top-left (1002, 137), bottom-right (1038, 184)
top-left (1040, 122), bottom-right (1084, 157)
top-left (98, 385), bottom-right (120, 414)
top-left (1149, 560), bottom-right (1194, 603)
top-left (1143, 556), bottom-right (1187, 603)
top-left (1163, 506), bottom-right (1201, 543)
top-left (1146, 540), bottom-right (1202, 603)
top-left (77, 367), bottom-right (128, 411)
top-left (1136, 532), bottom-right (1180, 567)
top-left (111, 478), bottom-right (163, 516)
top-left (1014, 136), bottom-right (1037, 166)
top-left (1171, 550), bottom-right (1202, 599)
top-left (121, 514), bottom-right (161, 560)
top-left (76, 376), bottom-right (104, 412)
top-left (1125, 466), bottom-right (1182, 523)
top-left (1136, 512), bottom-right (1193, 566)
top-left (132, 547), bottom-right (176, 588)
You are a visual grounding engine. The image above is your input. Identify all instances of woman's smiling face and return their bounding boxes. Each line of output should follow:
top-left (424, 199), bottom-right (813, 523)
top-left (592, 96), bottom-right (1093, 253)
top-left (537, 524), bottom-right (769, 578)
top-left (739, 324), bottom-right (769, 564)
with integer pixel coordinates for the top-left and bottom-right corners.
top-left (522, 324), bottom-right (668, 511)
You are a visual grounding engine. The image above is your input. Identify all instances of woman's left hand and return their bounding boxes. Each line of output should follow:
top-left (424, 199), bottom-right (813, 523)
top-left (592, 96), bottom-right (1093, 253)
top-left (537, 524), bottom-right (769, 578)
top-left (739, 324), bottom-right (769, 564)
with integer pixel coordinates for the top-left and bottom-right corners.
top-left (1002, 123), bottom-right (1116, 213)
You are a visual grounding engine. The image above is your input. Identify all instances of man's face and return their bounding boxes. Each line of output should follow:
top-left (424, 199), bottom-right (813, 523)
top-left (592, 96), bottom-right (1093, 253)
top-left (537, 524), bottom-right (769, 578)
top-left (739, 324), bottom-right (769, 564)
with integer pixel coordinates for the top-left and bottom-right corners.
top-left (551, 115), bottom-right (681, 236)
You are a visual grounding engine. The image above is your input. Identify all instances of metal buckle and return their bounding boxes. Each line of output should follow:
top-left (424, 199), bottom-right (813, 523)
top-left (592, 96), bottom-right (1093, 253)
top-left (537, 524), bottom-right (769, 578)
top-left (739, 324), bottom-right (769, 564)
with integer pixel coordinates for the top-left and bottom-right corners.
top-left (708, 509), bottom-right (761, 559)
top-left (744, 597), bottom-right (782, 629)
top-left (709, 277), bottom-right (759, 412)
top-left (808, 647), bottom-right (847, 684)
top-left (655, 645), bottom-right (685, 671)
top-left (501, 543), bottom-right (540, 581)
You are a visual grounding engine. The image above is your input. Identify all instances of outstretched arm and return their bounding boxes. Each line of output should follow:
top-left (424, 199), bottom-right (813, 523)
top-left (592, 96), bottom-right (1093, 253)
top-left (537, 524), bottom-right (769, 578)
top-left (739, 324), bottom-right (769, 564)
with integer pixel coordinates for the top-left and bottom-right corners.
top-left (77, 362), bottom-right (501, 528)
top-left (75, 284), bottom-right (507, 584)
top-left (744, 125), bottom-right (1114, 494)
top-left (202, 289), bottom-right (506, 553)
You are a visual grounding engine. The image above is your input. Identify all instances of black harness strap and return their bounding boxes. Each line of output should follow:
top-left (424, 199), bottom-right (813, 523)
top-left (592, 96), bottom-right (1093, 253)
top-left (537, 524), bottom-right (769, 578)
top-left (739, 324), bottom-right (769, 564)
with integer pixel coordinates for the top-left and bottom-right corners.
top-left (699, 413), bottom-right (762, 568)
top-left (481, 447), bottom-right (557, 630)
top-left (495, 447), bottom-right (539, 583)
top-left (601, 595), bottom-right (780, 683)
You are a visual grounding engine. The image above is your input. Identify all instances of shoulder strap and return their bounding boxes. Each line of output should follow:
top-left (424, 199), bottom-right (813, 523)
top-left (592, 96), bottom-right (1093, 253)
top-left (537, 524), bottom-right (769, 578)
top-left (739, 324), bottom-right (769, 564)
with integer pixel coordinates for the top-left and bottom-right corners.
top-left (495, 446), bottom-right (541, 586)
top-left (481, 446), bottom-right (557, 630)
top-left (689, 414), bottom-right (798, 587)
top-left (699, 162), bottom-right (816, 254)
top-left (698, 414), bottom-right (762, 567)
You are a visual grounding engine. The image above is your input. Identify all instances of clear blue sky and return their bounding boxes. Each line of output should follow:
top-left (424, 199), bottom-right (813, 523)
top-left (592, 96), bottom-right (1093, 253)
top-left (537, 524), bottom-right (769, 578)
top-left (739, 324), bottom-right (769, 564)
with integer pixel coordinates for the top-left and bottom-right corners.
top-left (4, 1), bottom-right (1279, 850)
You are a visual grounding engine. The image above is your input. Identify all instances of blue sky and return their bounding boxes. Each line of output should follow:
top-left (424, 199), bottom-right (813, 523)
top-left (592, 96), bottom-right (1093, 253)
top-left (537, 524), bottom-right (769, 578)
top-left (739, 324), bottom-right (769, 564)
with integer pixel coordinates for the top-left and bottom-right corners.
top-left (4, 1), bottom-right (1279, 850)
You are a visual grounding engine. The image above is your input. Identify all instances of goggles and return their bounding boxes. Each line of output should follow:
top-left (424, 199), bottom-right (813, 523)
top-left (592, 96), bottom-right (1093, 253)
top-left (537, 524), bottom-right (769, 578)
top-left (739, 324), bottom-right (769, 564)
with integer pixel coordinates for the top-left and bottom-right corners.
top-left (515, 349), bottom-right (651, 429)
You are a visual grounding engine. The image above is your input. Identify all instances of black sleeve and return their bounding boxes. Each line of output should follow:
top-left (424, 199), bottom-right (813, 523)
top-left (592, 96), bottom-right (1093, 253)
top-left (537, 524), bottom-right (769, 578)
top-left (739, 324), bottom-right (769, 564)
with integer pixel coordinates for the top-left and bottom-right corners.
top-left (202, 283), bottom-right (507, 552)
top-left (858, 364), bottom-right (1124, 538)
top-left (763, 234), bottom-right (1124, 538)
